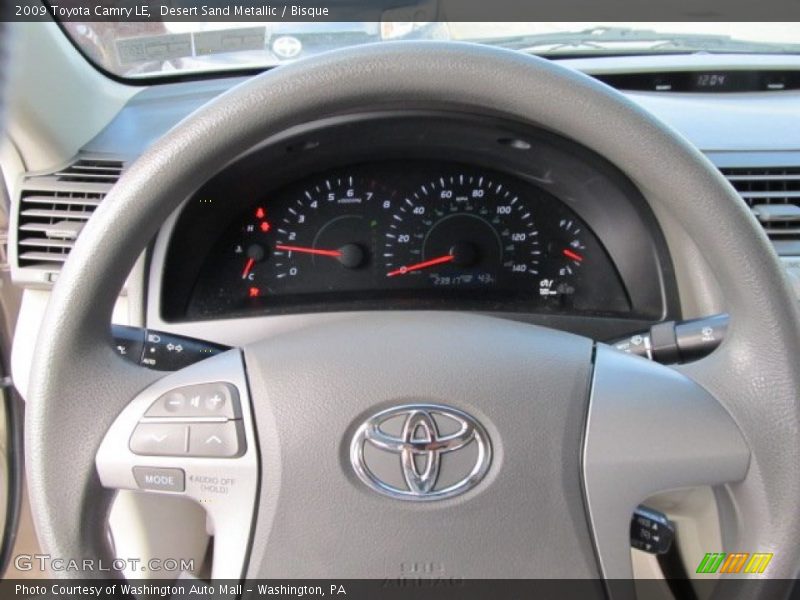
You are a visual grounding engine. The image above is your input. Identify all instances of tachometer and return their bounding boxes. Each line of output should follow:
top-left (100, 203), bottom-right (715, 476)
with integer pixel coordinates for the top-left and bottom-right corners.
top-left (267, 173), bottom-right (375, 293)
top-left (233, 182), bottom-right (371, 298)
top-left (383, 172), bottom-right (541, 288)
top-left (190, 172), bottom-right (389, 313)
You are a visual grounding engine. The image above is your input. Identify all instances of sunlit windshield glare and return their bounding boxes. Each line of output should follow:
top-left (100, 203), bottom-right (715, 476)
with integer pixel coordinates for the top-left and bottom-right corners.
top-left (59, 22), bottom-right (800, 79)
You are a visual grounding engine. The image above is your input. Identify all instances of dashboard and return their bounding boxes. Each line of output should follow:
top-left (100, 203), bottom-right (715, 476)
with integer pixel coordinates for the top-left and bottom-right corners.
top-left (160, 112), bottom-right (678, 333)
top-left (9, 50), bottom-right (800, 388)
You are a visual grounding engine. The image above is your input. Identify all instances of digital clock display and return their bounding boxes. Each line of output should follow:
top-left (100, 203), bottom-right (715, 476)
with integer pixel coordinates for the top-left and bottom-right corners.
top-left (694, 73), bottom-right (730, 88)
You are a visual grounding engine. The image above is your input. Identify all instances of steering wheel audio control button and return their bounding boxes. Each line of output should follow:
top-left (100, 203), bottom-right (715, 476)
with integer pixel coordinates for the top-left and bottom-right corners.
top-left (133, 466), bottom-right (186, 492)
top-left (144, 383), bottom-right (241, 418)
top-left (98, 348), bottom-right (257, 579)
top-left (129, 423), bottom-right (188, 456)
top-left (188, 422), bottom-right (244, 458)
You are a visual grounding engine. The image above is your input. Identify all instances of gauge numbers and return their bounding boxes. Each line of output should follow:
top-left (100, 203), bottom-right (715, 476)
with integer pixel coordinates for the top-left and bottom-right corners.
top-left (383, 173), bottom-right (541, 288)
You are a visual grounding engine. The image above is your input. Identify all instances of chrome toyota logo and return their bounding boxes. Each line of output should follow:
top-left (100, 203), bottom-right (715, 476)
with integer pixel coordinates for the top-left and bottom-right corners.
top-left (350, 404), bottom-right (491, 501)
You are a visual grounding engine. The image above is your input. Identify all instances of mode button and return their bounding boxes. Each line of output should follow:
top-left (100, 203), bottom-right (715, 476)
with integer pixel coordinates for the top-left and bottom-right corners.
top-left (133, 467), bottom-right (185, 492)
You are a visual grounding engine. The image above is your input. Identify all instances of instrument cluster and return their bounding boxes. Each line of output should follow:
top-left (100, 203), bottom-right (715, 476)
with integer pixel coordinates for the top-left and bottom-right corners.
top-left (184, 161), bottom-right (631, 318)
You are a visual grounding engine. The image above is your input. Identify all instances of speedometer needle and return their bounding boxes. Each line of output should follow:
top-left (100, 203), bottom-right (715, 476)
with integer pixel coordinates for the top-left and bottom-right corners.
top-left (386, 254), bottom-right (455, 277)
top-left (275, 244), bottom-right (343, 258)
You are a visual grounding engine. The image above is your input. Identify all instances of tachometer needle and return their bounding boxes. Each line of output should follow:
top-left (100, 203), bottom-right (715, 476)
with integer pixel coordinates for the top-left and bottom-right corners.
top-left (386, 254), bottom-right (455, 277)
top-left (562, 249), bottom-right (584, 262)
top-left (241, 257), bottom-right (256, 279)
top-left (275, 244), bottom-right (343, 258)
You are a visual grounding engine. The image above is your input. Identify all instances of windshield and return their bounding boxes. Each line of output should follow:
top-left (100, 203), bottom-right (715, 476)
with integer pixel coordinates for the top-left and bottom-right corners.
top-left (60, 21), bottom-right (800, 79)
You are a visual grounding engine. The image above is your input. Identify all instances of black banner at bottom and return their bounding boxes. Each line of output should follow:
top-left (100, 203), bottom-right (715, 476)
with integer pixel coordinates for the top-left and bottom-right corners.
top-left (4, 579), bottom-right (800, 600)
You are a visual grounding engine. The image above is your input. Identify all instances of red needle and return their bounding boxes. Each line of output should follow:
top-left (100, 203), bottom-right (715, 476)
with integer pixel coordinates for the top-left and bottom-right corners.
top-left (276, 244), bottom-right (343, 258)
top-left (562, 249), bottom-right (584, 262)
top-left (387, 254), bottom-right (455, 277)
top-left (241, 257), bottom-right (255, 279)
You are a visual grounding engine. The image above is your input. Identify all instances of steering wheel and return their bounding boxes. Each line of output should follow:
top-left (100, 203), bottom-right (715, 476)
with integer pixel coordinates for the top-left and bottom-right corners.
top-left (25, 43), bottom-right (800, 593)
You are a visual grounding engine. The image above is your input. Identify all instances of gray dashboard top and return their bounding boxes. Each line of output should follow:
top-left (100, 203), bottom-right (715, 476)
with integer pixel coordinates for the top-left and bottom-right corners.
top-left (84, 55), bottom-right (800, 160)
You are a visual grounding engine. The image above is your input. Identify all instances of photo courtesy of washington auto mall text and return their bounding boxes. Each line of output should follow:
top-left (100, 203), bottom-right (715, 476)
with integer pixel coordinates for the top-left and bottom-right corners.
top-left (14, 583), bottom-right (349, 598)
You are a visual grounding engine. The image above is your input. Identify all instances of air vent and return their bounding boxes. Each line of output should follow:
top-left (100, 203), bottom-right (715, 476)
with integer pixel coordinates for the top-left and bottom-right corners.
top-left (720, 167), bottom-right (800, 244)
top-left (13, 157), bottom-right (124, 282)
top-left (53, 158), bottom-right (124, 183)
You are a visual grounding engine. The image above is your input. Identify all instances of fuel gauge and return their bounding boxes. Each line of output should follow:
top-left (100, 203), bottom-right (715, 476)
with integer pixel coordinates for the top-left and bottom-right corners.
top-left (538, 218), bottom-right (586, 300)
top-left (555, 218), bottom-right (586, 278)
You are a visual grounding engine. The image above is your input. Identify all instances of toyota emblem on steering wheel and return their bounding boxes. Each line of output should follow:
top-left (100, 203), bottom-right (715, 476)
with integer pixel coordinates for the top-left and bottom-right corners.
top-left (350, 404), bottom-right (492, 501)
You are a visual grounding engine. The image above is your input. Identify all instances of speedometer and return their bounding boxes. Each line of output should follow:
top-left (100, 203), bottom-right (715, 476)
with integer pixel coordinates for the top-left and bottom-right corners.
top-left (378, 166), bottom-right (630, 314)
top-left (383, 171), bottom-right (543, 288)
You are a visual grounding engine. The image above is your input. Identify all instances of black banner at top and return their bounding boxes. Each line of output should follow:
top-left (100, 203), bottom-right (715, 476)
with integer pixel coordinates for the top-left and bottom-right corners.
top-left (6, 0), bottom-right (800, 22)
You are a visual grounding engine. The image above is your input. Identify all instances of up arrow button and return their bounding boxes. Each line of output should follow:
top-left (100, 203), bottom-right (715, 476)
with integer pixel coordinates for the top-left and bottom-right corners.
top-left (188, 422), bottom-right (244, 458)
